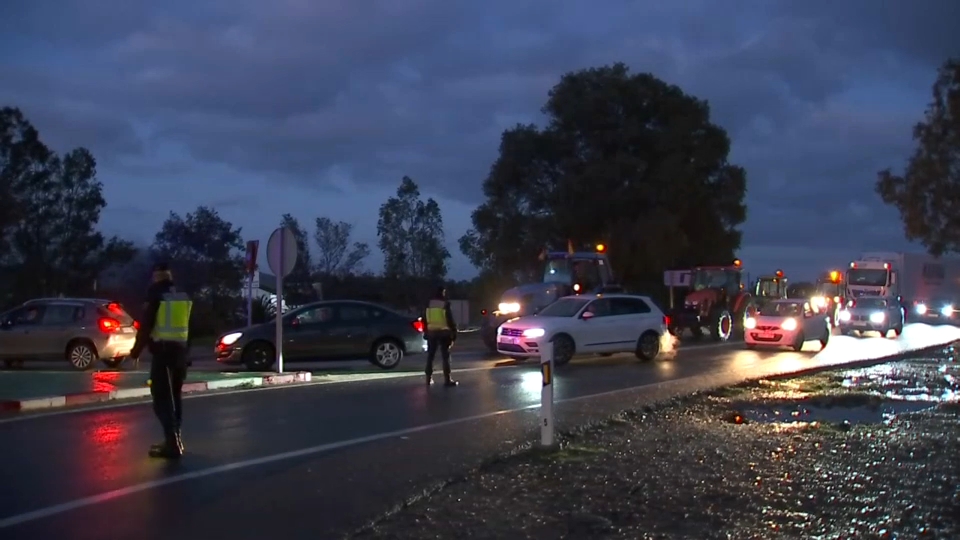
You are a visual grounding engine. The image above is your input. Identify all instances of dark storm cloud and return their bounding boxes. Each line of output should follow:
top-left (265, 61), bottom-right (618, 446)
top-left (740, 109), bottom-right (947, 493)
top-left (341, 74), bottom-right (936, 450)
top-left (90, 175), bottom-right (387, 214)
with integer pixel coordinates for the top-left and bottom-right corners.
top-left (1, 0), bottom-right (958, 257)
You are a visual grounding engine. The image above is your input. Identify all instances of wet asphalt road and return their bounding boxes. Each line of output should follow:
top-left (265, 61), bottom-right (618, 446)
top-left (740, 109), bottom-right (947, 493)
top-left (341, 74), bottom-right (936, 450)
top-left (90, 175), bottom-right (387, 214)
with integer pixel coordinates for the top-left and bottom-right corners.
top-left (0, 338), bottom-right (850, 540)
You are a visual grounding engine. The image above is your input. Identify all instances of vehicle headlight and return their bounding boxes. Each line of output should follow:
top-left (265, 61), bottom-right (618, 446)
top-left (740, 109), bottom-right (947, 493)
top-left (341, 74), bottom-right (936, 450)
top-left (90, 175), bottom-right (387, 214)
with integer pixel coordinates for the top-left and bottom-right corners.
top-left (833, 296), bottom-right (841, 303)
top-left (498, 302), bottom-right (521, 314)
top-left (941, 305), bottom-right (953, 316)
top-left (812, 296), bottom-right (826, 307)
top-left (915, 303), bottom-right (928, 315)
top-left (522, 328), bottom-right (545, 338)
top-left (839, 310), bottom-right (851, 322)
top-left (219, 332), bottom-right (242, 346)
top-left (744, 317), bottom-right (757, 329)
top-left (869, 311), bottom-right (885, 323)
top-left (781, 318), bottom-right (797, 331)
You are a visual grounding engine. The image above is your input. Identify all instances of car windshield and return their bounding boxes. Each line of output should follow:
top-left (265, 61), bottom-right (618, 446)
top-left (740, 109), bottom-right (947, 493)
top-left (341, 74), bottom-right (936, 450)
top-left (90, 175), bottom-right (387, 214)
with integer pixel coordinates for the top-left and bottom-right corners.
top-left (854, 298), bottom-right (888, 309)
top-left (847, 268), bottom-right (888, 287)
top-left (759, 302), bottom-right (802, 317)
top-left (537, 298), bottom-right (589, 317)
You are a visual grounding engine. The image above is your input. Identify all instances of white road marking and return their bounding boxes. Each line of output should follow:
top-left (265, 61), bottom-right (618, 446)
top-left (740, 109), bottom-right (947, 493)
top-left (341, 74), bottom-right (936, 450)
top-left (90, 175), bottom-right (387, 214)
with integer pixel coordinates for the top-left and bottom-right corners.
top-left (0, 367), bottom-right (745, 530)
top-left (0, 341), bottom-right (738, 424)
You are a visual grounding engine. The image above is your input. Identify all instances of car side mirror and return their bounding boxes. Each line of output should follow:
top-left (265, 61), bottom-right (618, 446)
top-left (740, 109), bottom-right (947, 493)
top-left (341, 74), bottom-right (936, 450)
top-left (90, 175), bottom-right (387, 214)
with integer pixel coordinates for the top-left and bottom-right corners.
top-left (581, 311), bottom-right (594, 320)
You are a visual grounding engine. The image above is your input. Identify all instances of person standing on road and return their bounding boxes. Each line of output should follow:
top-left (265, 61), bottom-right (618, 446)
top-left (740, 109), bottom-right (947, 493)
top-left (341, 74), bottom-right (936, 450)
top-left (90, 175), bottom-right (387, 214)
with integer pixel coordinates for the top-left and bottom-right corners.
top-left (130, 262), bottom-right (193, 459)
top-left (423, 286), bottom-right (458, 387)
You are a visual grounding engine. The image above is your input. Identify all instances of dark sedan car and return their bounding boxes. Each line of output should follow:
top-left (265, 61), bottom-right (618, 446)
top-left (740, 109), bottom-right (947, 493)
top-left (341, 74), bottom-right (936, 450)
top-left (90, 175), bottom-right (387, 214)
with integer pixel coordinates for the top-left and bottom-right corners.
top-left (215, 300), bottom-right (427, 371)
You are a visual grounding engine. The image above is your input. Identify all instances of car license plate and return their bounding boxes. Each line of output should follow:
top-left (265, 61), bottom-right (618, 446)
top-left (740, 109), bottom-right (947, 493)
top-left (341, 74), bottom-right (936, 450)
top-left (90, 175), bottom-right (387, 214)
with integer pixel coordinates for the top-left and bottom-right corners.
top-left (122, 327), bottom-right (135, 334)
top-left (499, 337), bottom-right (519, 345)
top-left (758, 332), bottom-right (774, 339)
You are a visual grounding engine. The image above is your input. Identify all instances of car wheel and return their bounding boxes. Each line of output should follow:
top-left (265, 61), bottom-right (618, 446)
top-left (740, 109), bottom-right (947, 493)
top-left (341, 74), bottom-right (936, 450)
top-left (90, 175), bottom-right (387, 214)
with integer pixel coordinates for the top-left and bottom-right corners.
top-left (371, 338), bottom-right (403, 369)
top-left (551, 334), bottom-right (575, 366)
top-left (66, 340), bottom-right (97, 371)
top-left (635, 331), bottom-right (661, 361)
top-left (242, 341), bottom-right (275, 371)
top-left (792, 332), bottom-right (805, 352)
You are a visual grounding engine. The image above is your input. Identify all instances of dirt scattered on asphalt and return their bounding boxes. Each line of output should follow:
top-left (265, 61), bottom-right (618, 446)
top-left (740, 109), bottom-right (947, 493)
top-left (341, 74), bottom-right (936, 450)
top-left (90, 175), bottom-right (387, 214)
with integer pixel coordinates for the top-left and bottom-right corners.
top-left (353, 354), bottom-right (960, 539)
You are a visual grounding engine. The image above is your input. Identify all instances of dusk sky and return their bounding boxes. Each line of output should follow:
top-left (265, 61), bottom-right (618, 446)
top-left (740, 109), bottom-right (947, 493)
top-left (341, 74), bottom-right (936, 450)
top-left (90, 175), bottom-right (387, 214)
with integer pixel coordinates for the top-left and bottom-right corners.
top-left (2, 1), bottom-right (958, 282)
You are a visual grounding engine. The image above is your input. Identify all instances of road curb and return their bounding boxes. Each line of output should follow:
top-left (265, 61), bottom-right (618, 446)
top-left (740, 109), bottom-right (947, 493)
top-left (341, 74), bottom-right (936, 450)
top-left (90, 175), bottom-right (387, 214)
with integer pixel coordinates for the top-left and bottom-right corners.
top-left (0, 371), bottom-right (312, 413)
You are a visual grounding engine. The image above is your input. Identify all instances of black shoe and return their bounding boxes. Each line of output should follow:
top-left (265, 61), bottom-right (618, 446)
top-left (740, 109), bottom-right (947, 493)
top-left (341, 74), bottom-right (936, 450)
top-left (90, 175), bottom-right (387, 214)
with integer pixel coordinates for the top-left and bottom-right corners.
top-left (149, 442), bottom-right (183, 459)
top-left (444, 379), bottom-right (458, 387)
top-left (426, 374), bottom-right (434, 385)
top-left (152, 430), bottom-right (185, 453)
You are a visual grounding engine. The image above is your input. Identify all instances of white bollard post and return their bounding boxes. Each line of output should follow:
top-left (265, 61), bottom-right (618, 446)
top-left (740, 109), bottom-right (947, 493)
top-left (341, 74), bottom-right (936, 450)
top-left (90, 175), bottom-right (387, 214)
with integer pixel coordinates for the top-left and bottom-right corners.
top-left (540, 339), bottom-right (555, 447)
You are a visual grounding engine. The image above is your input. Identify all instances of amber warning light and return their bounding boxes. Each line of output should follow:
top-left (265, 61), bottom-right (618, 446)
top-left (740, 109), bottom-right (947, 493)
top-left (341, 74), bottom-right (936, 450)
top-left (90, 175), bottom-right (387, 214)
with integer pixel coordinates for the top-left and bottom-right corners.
top-left (733, 259), bottom-right (742, 267)
top-left (775, 269), bottom-right (784, 278)
top-left (829, 270), bottom-right (840, 282)
top-left (595, 243), bottom-right (606, 253)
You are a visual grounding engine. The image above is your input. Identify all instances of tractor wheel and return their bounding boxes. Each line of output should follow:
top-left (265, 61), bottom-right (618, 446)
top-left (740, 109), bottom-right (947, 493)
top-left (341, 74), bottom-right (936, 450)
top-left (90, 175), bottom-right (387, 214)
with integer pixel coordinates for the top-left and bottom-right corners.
top-left (710, 310), bottom-right (733, 342)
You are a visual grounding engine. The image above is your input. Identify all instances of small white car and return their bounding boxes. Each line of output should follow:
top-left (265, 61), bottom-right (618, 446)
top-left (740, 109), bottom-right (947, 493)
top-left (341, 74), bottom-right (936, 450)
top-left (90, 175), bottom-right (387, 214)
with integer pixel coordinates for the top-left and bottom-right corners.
top-left (744, 299), bottom-right (830, 351)
top-left (496, 294), bottom-right (668, 365)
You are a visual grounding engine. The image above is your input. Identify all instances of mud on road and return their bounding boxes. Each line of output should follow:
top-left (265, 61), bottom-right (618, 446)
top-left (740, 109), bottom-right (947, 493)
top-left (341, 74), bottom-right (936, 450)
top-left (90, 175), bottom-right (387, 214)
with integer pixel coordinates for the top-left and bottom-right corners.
top-left (354, 351), bottom-right (960, 539)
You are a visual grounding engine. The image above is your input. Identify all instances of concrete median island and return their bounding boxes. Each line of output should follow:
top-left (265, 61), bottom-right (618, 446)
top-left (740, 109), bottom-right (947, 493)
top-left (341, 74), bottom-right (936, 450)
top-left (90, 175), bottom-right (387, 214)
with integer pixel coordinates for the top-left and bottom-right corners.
top-left (355, 352), bottom-right (960, 539)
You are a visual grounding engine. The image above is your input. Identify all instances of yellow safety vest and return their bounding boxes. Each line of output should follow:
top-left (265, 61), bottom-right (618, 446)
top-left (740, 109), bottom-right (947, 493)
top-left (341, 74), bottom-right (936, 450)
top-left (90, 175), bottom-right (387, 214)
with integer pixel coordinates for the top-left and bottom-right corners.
top-left (425, 299), bottom-right (449, 331)
top-left (150, 291), bottom-right (193, 343)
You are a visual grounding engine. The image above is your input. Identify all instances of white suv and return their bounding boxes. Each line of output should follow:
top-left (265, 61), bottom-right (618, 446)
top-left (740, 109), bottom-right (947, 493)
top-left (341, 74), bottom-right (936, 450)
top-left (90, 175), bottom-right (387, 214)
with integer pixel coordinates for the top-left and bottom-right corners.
top-left (496, 294), bottom-right (668, 365)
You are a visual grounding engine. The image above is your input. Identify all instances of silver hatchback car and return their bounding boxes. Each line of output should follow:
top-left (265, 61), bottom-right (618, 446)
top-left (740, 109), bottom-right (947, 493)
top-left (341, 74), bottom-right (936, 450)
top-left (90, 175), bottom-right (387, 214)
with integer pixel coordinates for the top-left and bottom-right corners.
top-left (0, 298), bottom-right (139, 370)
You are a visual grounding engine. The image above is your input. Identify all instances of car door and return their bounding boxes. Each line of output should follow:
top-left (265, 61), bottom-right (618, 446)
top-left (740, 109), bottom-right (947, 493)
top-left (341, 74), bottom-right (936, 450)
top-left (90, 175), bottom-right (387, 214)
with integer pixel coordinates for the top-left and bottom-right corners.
top-left (609, 297), bottom-right (658, 350)
top-left (327, 303), bottom-right (374, 359)
top-left (576, 297), bottom-right (616, 352)
top-left (801, 301), bottom-right (824, 337)
top-left (0, 305), bottom-right (47, 360)
top-left (33, 304), bottom-right (85, 360)
top-left (285, 305), bottom-right (337, 360)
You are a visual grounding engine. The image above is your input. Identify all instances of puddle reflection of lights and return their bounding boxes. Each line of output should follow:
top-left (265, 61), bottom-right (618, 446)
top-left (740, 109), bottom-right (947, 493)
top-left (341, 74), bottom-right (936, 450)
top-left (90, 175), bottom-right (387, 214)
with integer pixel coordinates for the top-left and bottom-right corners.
top-left (92, 371), bottom-right (121, 393)
top-left (519, 370), bottom-right (542, 397)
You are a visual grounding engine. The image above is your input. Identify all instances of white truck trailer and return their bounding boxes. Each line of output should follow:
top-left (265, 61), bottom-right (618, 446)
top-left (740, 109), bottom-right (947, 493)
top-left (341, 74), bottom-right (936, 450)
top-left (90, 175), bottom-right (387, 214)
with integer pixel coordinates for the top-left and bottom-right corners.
top-left (846, 252), bottom-right (960, 322)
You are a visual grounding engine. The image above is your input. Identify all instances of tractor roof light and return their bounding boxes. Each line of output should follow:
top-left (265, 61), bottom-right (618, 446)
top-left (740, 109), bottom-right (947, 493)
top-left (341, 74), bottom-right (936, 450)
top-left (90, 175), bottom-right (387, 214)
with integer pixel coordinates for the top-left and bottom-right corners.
top-left (595, 243), bottom-right (606, 253)
top-left (829, 270), bottom-right (840, 282)
top-left (775, 269), bottom-right (783, 278)
top-left (733, 259), bottom-right (742, 267)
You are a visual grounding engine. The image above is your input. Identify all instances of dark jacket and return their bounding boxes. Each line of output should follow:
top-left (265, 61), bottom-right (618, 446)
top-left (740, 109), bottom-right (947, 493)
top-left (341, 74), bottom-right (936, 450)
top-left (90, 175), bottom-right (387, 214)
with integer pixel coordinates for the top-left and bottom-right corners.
top-left (423, 297), bottom-right (457, 339)
top-left (131, 279), bottom-right (188, 358)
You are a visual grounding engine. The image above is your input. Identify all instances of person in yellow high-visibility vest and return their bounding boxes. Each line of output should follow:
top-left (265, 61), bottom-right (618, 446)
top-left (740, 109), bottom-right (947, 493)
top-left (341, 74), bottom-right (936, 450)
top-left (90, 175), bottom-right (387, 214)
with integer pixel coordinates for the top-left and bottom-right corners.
top-left (423, 286), bottom-right (458, 387)
top-left (131, 262), bottom-right (193, 459)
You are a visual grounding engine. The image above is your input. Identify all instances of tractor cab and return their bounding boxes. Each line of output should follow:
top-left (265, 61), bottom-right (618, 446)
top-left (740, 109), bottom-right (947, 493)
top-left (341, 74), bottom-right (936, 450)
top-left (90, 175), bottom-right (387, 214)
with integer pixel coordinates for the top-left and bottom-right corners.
top-left (754, 270), bottom-right (787, 300)
top-left (812, 270), bottom-right (845, 323)
top-left (542, 250), bottom-right (615, 295)
top-left (689, 262), bottom-right (743, 298)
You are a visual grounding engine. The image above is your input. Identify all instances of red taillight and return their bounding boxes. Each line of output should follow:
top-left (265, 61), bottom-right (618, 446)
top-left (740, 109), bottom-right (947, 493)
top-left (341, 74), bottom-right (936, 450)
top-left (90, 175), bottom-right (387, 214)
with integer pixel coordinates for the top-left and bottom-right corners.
top-left (663, 315), bottom-right (671, 327)
top-left (98, 317), bottom-right (121, 332)
top-left (133, 320), bottom-right (140, 330)
top-left (481, 309), bottom-right (487, 316)
top-left (413, 319), bottom-right (424, 332)
top-left (106, 303), bottom-right (124, 315)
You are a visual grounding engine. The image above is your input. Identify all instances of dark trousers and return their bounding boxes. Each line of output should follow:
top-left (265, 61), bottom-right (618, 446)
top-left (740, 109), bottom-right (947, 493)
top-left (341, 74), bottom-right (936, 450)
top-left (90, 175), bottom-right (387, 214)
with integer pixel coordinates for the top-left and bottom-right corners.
top-left (149, 341), bottom-right (187, 437)
top-left (426, 331), bottom-right (453, 379)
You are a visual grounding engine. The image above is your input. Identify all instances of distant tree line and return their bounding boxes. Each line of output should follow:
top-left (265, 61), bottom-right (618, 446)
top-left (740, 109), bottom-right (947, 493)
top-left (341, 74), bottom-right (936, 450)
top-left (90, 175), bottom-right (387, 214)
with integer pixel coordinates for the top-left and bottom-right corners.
top-left (4, 57), bottom-right (953, 335)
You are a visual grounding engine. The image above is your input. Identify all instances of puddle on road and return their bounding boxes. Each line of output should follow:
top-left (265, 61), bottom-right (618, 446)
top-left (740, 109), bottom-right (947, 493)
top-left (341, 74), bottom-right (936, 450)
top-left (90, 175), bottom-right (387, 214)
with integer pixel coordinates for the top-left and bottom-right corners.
top-left (738, 399), bottom-right (938, 427)
top-left (724, 356), bottom-right (959, 429)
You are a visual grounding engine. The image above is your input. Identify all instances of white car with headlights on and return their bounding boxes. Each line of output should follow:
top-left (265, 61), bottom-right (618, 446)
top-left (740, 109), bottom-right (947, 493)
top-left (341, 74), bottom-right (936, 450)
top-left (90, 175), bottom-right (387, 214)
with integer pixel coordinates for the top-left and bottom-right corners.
top-left (744, 299), bottom-right (830, 352)
top-left (837, 296), bottom-right (903, 337)
top-left (495, 294), bottom-right (668, 365)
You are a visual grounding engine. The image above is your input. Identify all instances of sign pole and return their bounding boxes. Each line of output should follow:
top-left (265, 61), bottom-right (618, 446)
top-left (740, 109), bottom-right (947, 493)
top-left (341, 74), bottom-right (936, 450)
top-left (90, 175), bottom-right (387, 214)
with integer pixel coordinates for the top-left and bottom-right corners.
top-left (247, 275), bottom-right (254, 327)
top-left (276, 232), bottom-right (285, 374)
top-left (540, 340), bottom-right (555, 448)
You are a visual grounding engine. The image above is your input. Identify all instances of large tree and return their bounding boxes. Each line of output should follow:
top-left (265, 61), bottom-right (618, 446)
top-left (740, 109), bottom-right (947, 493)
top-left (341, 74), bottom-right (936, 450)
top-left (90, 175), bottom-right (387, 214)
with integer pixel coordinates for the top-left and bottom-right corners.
top-left (313, 217), bottom-right (370, 277)
top-left (876, 58), bottom-right (960, 256)
top-left (0, 107), bottom-right (135, 303)
top-left (377, 176), bottom-right (451, 280)
top-left (152, 205), bottom-right (244, 331)
top-left (459, 63), bottom-right (747, 288)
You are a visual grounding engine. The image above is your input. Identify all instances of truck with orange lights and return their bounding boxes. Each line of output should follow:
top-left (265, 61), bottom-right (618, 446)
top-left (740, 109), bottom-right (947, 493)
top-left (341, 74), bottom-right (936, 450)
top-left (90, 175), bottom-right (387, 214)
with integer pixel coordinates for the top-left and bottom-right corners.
top-left (845, 252), bottom-right (960, 324)
top-left (811, 270), bottom-right (845, 326)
